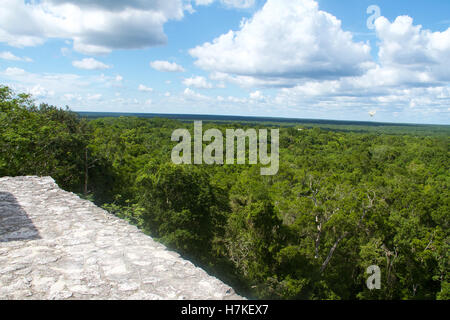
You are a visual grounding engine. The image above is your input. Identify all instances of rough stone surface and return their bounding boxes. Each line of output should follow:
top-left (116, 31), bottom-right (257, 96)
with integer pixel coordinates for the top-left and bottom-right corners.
top-left (0, 176), bottom-right (243, 300)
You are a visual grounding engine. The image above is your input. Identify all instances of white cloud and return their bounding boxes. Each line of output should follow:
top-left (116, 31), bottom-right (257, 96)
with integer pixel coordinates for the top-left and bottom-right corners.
top-left (138, 84), bottom-right (153, 92)
top-left (190, 0), bottom-right (371, 83)
top-left (277, 15), bottom-right (450, 99)
top-left (0, 51), bottom-right (32, 62)
top-left (4, 67), bottom-right (26, 76)
top-left (0, 0), bottom-right (185, 54)
top-left (209, 71), bottom-right (289, 88)
top-left (150, 60), bottom-right (185, 72)
top-left (188, 6), bottom-right (449, 123)
top-left (192, 0), bottom-right (255, 9)
top-left (194, 0), bottom-right (215, 6)
top-left (221, 0), bottom-right (255, 9)
top-left (0, 67), bottom-right (120, 110)
top-left (183, 87), bottom-right (209, 100)
top-left (375, 15), bottom-right (450, 82)
top-left (63, 93), bottom-right (82, 101)
top-left (227, 95), bottom-right (247, 103)
top-left (183, 76), bottom-right (213, 89)
top-left (273, 82), bottom-right (450, 123)
top-left (87, 93), bottom-right (102, 101)
top-left (249, 90), bottom-right (264, 101)
top-left (72, 58), bottom-right (111, 70)
top-left (0, 1), bottom-right (448, 123)
top-left (184, 3), bottom-right (195, 14)
top-left (1, 68), bottom-right (85, 89)
top-left (29, 84), bottom-right (55, 98)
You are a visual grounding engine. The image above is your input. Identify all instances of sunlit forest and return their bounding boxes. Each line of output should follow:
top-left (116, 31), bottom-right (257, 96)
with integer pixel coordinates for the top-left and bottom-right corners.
top-left (1, 85), bottom-right (448, 300)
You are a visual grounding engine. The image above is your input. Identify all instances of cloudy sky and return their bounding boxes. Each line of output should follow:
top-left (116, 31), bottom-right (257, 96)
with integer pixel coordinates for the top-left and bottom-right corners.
top-left (0, 0), bottom-right (449, 124)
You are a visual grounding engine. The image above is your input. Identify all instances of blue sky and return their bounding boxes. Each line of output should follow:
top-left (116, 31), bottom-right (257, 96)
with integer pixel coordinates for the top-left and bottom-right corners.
top-left (0, 0), bottom-right (449, 124)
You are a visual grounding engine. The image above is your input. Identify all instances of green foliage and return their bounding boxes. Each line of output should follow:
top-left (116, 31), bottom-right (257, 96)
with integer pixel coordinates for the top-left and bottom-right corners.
top-left (133, 163), bottom-right (222, 262)
top-left (0, 85), bottom-right (116, 200)
top-left (1, 86), bottom-right (83, 190)
top-left (1, 85), bottom-right (449, 300)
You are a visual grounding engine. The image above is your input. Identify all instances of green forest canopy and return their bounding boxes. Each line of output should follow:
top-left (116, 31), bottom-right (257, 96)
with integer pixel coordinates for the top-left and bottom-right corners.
top-left (1, 85), bottom-right (449, 300)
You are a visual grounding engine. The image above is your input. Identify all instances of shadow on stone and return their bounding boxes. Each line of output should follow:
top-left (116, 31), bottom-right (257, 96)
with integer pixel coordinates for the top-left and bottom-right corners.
top-left (0, 192), bottom-right (41, 242)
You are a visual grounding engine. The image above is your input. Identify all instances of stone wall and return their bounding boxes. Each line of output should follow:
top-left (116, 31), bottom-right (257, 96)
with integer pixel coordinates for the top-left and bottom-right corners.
top-left (0, 176), bottom-right (242, 300)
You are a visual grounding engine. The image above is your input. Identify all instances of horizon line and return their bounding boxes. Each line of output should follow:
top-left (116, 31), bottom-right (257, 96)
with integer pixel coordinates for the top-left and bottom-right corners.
top-left (74, 111), bottom-right (450, 127)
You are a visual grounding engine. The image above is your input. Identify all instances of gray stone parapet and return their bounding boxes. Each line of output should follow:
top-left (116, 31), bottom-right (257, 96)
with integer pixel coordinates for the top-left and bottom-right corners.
top-left (0, 176), bottom-right (242, 300)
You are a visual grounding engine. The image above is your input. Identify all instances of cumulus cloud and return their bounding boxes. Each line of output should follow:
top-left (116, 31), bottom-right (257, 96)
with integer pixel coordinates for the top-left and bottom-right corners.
top-left (187, 3), bottom-right (449, 122)
top-left (190, 0), bottom-right (371, 82)
top-left (277, 15), bottom-right (450, 99)
top-left (0, 0), bottom-right (184, 54)
top-left (72, 58), bottom-right (111, 70)
top-left (0, 51), bottom-right (32, 62)
top-left (261, 13), bottom-right (450, 123)
top-left (375, 15), bottom-right (450, 82)
top-left (150, 60), bottom-right (185, 72)
top-left (183, 76), bottom-right (213, 89)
